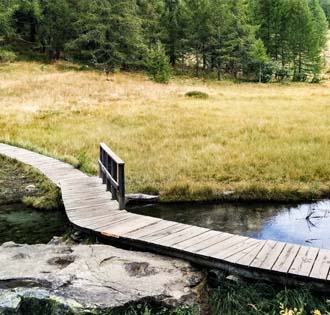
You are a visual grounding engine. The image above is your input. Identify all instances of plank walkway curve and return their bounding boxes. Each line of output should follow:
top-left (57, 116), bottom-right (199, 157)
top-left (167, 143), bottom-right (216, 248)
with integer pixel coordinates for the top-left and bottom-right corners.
top-left (1, 142), bottom-right (330, 291)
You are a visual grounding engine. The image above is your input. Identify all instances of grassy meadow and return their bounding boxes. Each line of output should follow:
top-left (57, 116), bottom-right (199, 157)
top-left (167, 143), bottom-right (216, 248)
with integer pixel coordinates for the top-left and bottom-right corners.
top-left (1, 61), bottom-right (330, 202)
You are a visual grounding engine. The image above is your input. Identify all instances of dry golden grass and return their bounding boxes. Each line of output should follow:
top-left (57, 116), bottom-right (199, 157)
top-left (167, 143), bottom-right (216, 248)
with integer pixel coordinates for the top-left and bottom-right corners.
top-left (1, 61), bottom-right (330, 201)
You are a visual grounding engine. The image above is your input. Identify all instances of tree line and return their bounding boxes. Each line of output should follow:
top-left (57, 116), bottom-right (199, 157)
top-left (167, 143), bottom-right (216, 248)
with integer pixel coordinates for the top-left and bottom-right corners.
top-left (0, 0), bottom-right (328, 82)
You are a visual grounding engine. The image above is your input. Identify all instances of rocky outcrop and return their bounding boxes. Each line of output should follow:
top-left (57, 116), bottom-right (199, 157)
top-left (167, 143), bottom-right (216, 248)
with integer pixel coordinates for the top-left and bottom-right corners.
top-left (0, 242), bottom-right (205, 314)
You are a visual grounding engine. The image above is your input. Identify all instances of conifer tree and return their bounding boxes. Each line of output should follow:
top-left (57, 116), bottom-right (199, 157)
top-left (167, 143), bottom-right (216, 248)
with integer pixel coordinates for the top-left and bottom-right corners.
top-left (308, 0), bottom-right (328, 79)
top-left (67, 0), bottom-right (146, 70)
top-left (285, 0), bottom-right (314, 81)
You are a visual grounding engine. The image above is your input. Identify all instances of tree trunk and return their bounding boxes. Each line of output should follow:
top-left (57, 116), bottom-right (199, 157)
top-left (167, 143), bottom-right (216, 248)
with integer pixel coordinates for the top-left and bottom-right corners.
top-left (195, 46), bottom-right (199, 78)
top-left (202, 43), bottom-right (206, 71)
top-left (217, 61), bottom-right (222, 81)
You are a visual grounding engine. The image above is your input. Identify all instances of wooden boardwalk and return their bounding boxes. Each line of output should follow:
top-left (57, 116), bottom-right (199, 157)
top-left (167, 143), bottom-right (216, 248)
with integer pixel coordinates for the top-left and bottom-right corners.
top-left (1, 142), bottom-right (330, 290)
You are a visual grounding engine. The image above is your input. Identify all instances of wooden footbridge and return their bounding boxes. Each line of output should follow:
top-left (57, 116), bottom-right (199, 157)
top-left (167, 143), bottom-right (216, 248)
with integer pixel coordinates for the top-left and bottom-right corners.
top-left (1, 142), bottom-right (330, 290)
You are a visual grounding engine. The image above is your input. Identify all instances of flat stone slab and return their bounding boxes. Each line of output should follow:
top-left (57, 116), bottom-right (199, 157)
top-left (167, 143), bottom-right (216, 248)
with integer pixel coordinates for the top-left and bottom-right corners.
top-left (0, 242), bottom-right (204, 314)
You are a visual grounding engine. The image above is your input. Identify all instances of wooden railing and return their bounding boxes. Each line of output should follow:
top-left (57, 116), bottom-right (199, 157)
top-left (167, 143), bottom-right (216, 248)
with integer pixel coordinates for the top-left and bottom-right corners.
top-left (98, 143), bottom-right (125, 210)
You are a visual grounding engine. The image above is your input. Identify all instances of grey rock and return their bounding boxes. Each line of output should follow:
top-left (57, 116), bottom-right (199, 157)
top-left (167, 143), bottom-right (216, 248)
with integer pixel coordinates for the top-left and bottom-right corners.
top-left (0, 243), bottom-right (205, 314)
top-left (126, 194), bottom-right (160, 203)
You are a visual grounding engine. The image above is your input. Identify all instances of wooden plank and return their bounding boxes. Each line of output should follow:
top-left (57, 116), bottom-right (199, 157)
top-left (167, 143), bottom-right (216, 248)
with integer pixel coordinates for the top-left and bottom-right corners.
top-left (66, 205), bottom-right (120, 215)
top-left (65, 201), bottom-right (114, 210)
top-left (84, 213), bottom-right (136, 230)
top-left (198, 235), bottom-right (247, 256)
top-left (62, 187), bottom-right (106, 195)
top-left (250, 240), bottom-right (286, 269)
top-left (65, 201), bottom-right (119, 211)
top-left (228, 241), bottom-right (265, 265)
top-left (310, 249), bottom-right (330, 280)
top-left (174, 230), bottom-right (221, 250)
top-left (140, 223), bottom-right (189, 242)
top-left (74, 213), bottom-right (123, 227)
top-left (64, 197), bottom-right (111, 209)
top-left (67, 210), bottom-right (120, 222)
top-left (154, 226), bottom-right (209, 247)
top-left (71, 209), bottom-right (121, 222)
top-left (123, 220), bottom-right (178, 239)
top-left (184, 232), bottom-right (233, 253)
top-left (101, 216), bottom-right (161, 236)
top-left (61, 184), bottom-right (106, 193)
top-left (93, 213), bottom-right (141, 230)
top-left (62, 192), bottom-right (111, 203)
top-left (212, 238), bottom-right (260, 260)
top-left (289, 246), bottom-right (319, 277)
top-left (272, 244), bottom-right (300, 273)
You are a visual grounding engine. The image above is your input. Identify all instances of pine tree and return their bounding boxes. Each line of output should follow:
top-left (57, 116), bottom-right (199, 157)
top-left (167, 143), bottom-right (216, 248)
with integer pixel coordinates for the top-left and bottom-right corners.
top-left (39, 0), bottom-right (71, 60)
top-left (308, 0), bottom-right (328, 79)
top-left (252, 0), bottom-right (289, 66)
top-left (224, 0), bottom-right (258, 78)
top-left (184, 0), bottom-right (213, 77)
top-left (0, 0), bottom-right (15, 39)
top-left (319, 0), bottom-right (330, 23)
top-left (208, 0), bottom-right (230, 80)
top-left (285, 0), bottom-right (314, 81)
top-left (11, 0), bottom-right (42, 43)
top-left (67, 0), bottom-right (146, 70)
top-left (248, 39), bottom-right (269, 82)
top-left (146, 41), bottom-right (172, 83)
top-left (162, 0), bottom-right (187, 67)
top-left (137, 0), bottom-right (164, 47)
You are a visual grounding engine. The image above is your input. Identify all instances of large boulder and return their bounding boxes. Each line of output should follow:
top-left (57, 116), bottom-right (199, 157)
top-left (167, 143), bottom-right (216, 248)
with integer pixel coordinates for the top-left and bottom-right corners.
top-left (0, 242), bottom-right (205, 314)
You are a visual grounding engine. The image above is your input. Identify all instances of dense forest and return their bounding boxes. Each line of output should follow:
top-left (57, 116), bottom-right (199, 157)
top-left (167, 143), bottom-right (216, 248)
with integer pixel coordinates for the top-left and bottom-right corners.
top-left (0, 0), bottom-right (329, 82)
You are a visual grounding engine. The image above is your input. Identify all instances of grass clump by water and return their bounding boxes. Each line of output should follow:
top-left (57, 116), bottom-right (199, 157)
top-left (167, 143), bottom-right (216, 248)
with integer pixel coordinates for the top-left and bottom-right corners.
top-left (0, 154), bottom-right (61, 210)
top-left (3, 61), bottom-right (330, 202)
top-left (185, 91), bottom-right (209, 99)
top-left (210, 280), bottom-right (330, 315)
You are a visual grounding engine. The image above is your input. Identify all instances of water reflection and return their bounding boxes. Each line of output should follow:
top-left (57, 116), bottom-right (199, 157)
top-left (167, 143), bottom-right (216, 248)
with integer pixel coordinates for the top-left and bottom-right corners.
top-left (128, 200), bottom-right (330, 249)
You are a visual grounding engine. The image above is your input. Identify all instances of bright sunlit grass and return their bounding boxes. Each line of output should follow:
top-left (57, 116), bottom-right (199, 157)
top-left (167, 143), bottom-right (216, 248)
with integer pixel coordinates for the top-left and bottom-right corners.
top-left (1, 61), bottom-right (330, 201)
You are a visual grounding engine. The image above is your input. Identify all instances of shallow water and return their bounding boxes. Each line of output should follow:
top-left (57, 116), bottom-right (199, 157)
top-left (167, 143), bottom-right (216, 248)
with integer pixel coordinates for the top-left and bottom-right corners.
top-left (128, 200), bottom-right (330, 249)
top-left (0, 204), bottom-right (68, 244)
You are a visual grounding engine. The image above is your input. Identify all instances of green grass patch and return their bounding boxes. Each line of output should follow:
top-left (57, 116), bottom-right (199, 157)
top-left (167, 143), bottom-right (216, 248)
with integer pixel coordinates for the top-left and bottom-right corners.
top-left (185, 91), bottom-right (209, 99)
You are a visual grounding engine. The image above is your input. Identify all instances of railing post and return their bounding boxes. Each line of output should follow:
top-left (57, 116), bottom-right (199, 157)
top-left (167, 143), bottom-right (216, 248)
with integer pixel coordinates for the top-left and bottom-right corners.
top-left (118, 163), bottom-right (125, 210)
top-left (101, 149), bottom-right (106, 184)
top-left (110, 160), bottom-right (117, 200)
top-left (105, 155), bottom-right (111, 192)
top-left (99, 146), bottom-right (102, 179)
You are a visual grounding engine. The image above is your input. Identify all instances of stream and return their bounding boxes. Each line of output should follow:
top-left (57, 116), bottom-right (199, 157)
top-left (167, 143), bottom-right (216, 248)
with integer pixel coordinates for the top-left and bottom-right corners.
top-left (0, 203), bottom-right (68, 244)
top-left (2, 199), bottom-right (330, 249)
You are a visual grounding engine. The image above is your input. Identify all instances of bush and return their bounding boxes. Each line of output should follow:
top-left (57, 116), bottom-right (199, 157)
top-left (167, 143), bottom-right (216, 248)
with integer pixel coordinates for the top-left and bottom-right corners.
top-left (146, 42), bottom-right (172, 84)
top-left (293, 72), bottom-right (307, 82)
top-left (276, 67), bottom-right (291, 81)
top-left (0, 49), bottom-right (16, 63)
top-left (185, 91), bottom-right (209, 99)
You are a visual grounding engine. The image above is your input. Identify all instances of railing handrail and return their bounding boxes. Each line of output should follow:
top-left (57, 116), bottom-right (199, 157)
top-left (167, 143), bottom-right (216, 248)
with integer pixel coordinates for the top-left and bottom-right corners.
top-left (100, 142), bottom-right (124, 165)
top-left (98, 143), bottom-right (125, 210)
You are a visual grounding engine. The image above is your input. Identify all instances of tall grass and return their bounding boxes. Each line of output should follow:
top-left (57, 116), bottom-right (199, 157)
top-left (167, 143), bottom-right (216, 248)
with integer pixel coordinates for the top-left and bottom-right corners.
top-left (210, 280), bottom-right (330, 315)
top-left (1, 61), bottom-right (330, 201)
